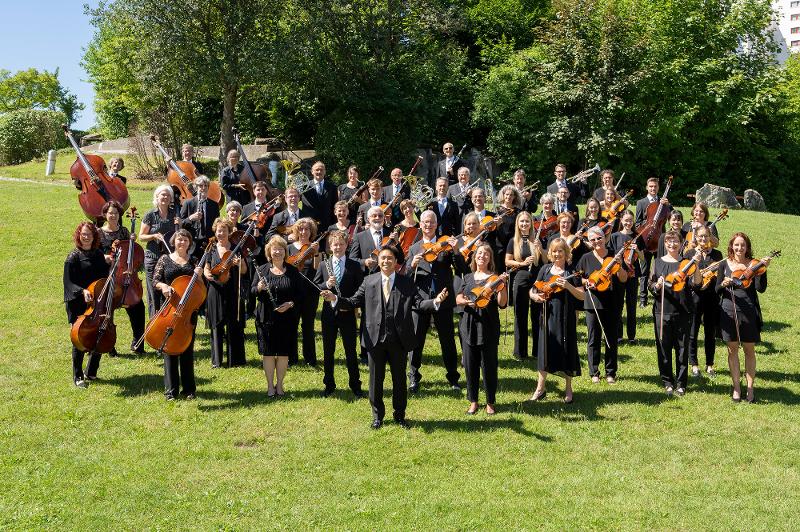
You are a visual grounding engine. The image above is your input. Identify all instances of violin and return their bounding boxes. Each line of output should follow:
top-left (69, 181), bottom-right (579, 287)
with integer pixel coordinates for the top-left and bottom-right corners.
top-left (112, 207), bottom-right (145, 308)
top-left (468, 266), bottom-right (520, 308)
top-left (663, 252), bottom-right (701, 292)
top-left (585, 241), bottom-right (632, 292)
top-left (210, 223), bottom-right (256, 284)
top-left (422, 235), bottom-right (455, 262)
top-left (533, 270), bottom-right (584, 300)
top-left (699, 259), bottom-right (725, 289)
top-left (684, 208), bottom-right (728, 252)
top-left (144, 243), bottom-right (212, 356)
top-left (287, 231), bottom-right (329, 267)
top-left (635, 176), bottom-right (673, 253)
top-left (564, 222), bottom-right (590, 250)
top-left (601, 189), bottom-right (634, 220)
top-left (64, 125), bottom-right (129, 220)
top-left (533, 213), bottom-right (559, 241)
top-left (70, 250), bottom-right (123, 354)
top-left (150, 134), bottom-right (223, 207)
top-left (622, 237), bottom-right (638, 274)
top-left (730, 250), bottom-right (780, 289)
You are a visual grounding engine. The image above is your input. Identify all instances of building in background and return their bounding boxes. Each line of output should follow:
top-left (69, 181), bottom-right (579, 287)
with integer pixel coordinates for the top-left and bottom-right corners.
top-left (773, 0), bottom-right (800, 63)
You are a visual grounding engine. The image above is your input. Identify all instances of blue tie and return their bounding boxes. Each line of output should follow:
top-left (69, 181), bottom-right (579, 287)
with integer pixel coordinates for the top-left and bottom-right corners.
top-left (334, 258), bottom-right (342, 284)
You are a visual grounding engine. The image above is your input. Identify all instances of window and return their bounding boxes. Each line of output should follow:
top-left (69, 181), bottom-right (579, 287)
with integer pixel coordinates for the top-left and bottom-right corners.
top-left (792, 1), bottom-right (800, 7)
top-left (792, 40), bottom-right (800, 47)
top-left (793, 14), bottom-right (800, 20)
top-left (792, 27), bottom-right (800, 34)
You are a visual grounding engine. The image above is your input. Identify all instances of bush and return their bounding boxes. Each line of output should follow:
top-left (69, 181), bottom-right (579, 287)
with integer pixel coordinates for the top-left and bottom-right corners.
top-left (0, 109), bottom-right (68, 166)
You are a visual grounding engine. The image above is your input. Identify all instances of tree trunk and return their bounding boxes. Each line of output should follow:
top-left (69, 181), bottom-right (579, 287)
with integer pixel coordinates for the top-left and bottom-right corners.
top-left (219, 84), bottom-right (238, 166)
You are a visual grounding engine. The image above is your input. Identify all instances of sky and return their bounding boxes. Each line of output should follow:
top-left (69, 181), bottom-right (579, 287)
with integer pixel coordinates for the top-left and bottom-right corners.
top-left (0, 1), bottom-right (100, 130)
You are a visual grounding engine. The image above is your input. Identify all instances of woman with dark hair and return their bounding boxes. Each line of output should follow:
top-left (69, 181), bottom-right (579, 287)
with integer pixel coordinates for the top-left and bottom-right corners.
top-left (98, 200), bottom-right (146, 355)
top-left (153, 229), bottom-right (201, 399)
top-left (456, 242), bottom-right (509, 415)
top-left (687, 226), bottom-right (724, 378)
top-left (64, 221), bottom-right (108, 387)
top-left (683, 202), bottom-right (720, 251)
top-left (716, 232), bottom-right (770, 403)
top-left (580, 197), bottom-right (603, 230)
top-left (609, 210), bottom-right (640, 345)
top-left (657, 210), bottom-right (685, 258)
top-left (338, 165), bottom-right (365, 224)
top-left (287, 217), bottom-right (320, 366)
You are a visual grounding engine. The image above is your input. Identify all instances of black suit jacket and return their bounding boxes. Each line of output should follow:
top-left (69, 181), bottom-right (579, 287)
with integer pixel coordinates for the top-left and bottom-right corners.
top-left (179, 197), bottom-right (220, 240)
top-left (301, 180), bottom-right (338, 230)
top-left (266, 208), bottom-right (305, 240)
top-left (425, 197), bottom-right (461, 237)
top-left (337, 272), bottom-right (436, 352)
top-left (349, 226), bottom-right (389, 273)
top-left (407, 240), bottom-right (456, 309)
top-left (547, 181), bottom-right (585, 200)
top-left (634, 196), bottom-right (672, 227)
top-left (437, 158), bottom-right (466, 185)
top-left (314, 256), bottom-right (364, 318)
top-left (447, 183), bottom-right (476, 215)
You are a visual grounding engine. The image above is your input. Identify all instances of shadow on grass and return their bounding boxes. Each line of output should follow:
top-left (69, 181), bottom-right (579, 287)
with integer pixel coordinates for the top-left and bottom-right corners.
top-left (102, 372), bottom-right (211, 397)
top-left (413, 417), bottom-right (550, 439)
top-left (508, 388), bottom-right (671, 421)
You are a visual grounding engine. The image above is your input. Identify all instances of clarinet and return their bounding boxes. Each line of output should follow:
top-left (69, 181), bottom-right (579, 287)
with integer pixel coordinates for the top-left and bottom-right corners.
top-left (324, 253), bottom-right (341, 296)
top-left (255, 263), bottom-right (278, 310)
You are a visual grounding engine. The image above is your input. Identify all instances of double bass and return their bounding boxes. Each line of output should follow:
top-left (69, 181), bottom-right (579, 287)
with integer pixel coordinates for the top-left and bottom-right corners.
top-left (113, 207), bottom-right (145, 308)
top-left (636, 176), bottom-right (674, 252)
top-left (63, 125), bottom-right (129, 220)
top-left (70, 250), bottom-right (123, 353)
top-left (150, 134), bottom-right (223, 207)
top-left (232, 127), bottom-right (283, 204)
top-left (144, 243), bottom-right (213, 356)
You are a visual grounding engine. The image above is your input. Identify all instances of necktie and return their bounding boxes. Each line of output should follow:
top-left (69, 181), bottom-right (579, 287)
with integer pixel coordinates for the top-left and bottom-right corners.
top-left (395, 185), bottom-right (400, 197)
top-left (374, 232), bottom-right (381, 249)
top-left (334, 258), bottom-right (342, 284)
top-left (383, 277), bottom-right (390, 302)
top-left (439, 199), bottom-right (445, 216)
top-left (317, 182), bottom-right (323, 194)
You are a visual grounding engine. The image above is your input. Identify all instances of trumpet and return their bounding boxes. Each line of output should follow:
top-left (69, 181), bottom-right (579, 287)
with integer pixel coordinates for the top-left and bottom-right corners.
top-left (567, 163), bottom-right (601, 184)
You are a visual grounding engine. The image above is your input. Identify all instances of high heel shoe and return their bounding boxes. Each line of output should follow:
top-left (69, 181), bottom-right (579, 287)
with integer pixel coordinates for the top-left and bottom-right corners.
top-left (529, 389), bottom-right (547, 401)
top-left (466, 403), bottom-right (479, 415)
top-left (746, 388), bottom-right (756, 404)
top-left (731, 389), bottom-right (741, 403)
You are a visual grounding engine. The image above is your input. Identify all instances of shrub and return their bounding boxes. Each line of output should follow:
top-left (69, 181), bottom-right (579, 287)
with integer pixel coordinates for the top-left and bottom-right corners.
top-left (0, 109), bottom-right (68, 166)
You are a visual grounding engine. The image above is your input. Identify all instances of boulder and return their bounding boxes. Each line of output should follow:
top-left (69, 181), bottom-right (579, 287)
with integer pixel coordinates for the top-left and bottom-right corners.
top-left (695, 183), bottom-right (741, 209)
top-left (743, 189), bottom-right (766, 211)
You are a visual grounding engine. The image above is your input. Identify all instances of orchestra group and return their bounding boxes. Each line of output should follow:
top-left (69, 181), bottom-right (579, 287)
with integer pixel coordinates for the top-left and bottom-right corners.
top-left (63, 133), bottom-right (775, 429)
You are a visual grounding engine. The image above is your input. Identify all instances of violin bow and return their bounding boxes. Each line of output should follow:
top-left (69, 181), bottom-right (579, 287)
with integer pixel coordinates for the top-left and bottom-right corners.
top-left (585, 285), bottom-right (611, 349)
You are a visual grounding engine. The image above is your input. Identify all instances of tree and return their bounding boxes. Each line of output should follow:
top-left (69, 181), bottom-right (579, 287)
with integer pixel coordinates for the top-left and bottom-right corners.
top-left (0, 68), bottom-right (84, 124)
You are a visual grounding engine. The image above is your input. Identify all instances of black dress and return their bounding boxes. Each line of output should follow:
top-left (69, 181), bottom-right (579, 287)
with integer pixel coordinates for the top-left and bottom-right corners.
top-left (506, 237), bottom-right (541, 359)
top-left (715, 262), bottom-right (767, 343)
top-left (251, 264), bottom-right (302, 355)
top-left (206, 246), bottom-right (247, 367)
top-left (338, 182), bottom-right (363, 224)
top-left (459, 273), bottom-right (503, 404)
top-left (64, 248), bottom-right (109, 382)
top-left (535, 264), bottom-right (581, 377)
top-left (288, 242), bottom-right (319, 365)
top-left (152, 254), bottom-right (199, 398)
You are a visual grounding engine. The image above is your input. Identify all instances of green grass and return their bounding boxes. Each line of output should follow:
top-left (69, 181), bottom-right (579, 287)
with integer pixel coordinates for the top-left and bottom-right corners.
top-left (1, 176), bottom-right (800, 530)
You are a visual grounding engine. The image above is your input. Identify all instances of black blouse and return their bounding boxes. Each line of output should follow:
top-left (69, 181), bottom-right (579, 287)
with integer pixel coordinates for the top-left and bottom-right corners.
top-left (98, 226), bottom-right (130, 254)
top-left (459, 273), bottom-right (504, 345)
top-left (63, 248), bottom-right (108, 323)
top-left (575, 252), bottom-right (618, 310)
top-left (649, 257), bottom-right (695, 315)
top-left (142, 207), bottom-right (177, 256)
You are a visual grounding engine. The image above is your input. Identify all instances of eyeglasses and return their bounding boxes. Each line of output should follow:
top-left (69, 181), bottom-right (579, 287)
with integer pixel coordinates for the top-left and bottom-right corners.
top-left (588, 237), bottom-right (604, 242)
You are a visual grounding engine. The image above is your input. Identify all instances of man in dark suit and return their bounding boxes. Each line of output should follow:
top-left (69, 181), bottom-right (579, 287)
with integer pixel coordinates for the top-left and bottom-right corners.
top-left (241, 181), bottom-right (274, 265)
top-left (546, 163), bottom-right (587, 200)
top-left (357, 178), bottom-right (387, 227)
top-left (179, 175), bottom-right (220, 258)
top-left (301, 161), bottom-right (338, 230)
top-left (512, 168), bottom-right (538, 212)
top-left (349, 206), bottom-right (389, 274)
top-left (381, 167), bottom-right (410, 226)
top-left (266, 187), bottom-right (305, 241)
top-left (447, 167), bottom-right (477, 216)
top-left (436, 142), bottom-right (466, 185)
top-left (634, 177), bottom-right (672, 306)
top-left (315, 231), bottom-right (366, 399)
top-left (426, 177), bottom-right (461, 237)
top-left (321, 246), bottom-right (447, 429)
top-left (553, 186), bottom-right (580, 233)
top-left (406, 210), bottom-right (460, 392)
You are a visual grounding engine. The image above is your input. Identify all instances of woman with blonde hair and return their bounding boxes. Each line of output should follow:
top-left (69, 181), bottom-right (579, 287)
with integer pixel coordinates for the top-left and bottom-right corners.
top-left (505, 210), bottom-right (543, 360)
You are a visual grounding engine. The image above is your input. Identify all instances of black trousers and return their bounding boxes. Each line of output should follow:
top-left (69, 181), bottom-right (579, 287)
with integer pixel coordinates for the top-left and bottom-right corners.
top-left (408, 308), bottom-right (460, 386)
top-left (463, 342), bottom-right (498, 404)
top-left (164, 336), bottom-right (196, 398)
top-left (513, 282), bottom-right (540, 359)
top-left (654, 312), bottom-right (689, 388)
top-left (616, 278), bottom-right (638, 341)
top-left (210, 318), bottom-right (246, 367)
top-left (638, 251), bottom-right (654, 301)
top-left (586, 308), bottom-right (619, 377)
top-left (322, 310), bottom-right (361, 392)
top-left (124, 300), bottom-right (146, 348)
top-left (144, 253), bottom-right (163, 320)
top-left (368, 339), bottom-right (407, 422)
top-left (71, 347), bottom-right (102, 381)
top-left (294, 291), bottom-right (319, 365)
top-left (689, 294), bottom-right (718, 367)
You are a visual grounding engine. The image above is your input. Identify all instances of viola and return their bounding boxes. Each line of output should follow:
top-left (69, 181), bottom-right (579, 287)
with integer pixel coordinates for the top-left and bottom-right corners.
top-left (635, 176), bottom-right (674, 253)
top-left (622, 236), bottom-right (638, 273)
top-left (601, 189), bottom-right (634, 221)
top-left (372, 225), bottom-right (404, 257)
top-left (112, 207), bottom-right (145, 308)
top-left (564, 222), bottom-right (590, 250)
top-left (64, 125), bottom-right (129, 220)
top-left (144, 244), bottom-right (211, 356)
top-left (150, 135), bottom-right (224, 207)
top-left (533, 270), bottom-right (584, 300)
top-left (731, 250), bottom-right (780, 289)
top-left (422, 235), bottom-right (456, 262)
top-left (210, 223), bottom-right (256, 284)
top-left (664, 252), bottom-right (701, 292)
top-left (533, 213), bottom-right (558, 241)
top-left (469, 266), bottom-right (520, 308)
top-left (684, 208), bottom-right (728, 252)
top-left (586, 241), bottom-right (632, 292)
top-left (459, 229), bottom-right (490, 262)
top-left (287, 231), bottom-right (329, 267)
top-left (699, 259), bottom-right (725, 289)
top-left (70, 250), bottom-right (123, 354)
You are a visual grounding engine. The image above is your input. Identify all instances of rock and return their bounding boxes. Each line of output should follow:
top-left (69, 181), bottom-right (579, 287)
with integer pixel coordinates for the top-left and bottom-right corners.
top-left (743, 189), bottom-right (766, 211)
top-left (695, 183), bottom-right (741, 209)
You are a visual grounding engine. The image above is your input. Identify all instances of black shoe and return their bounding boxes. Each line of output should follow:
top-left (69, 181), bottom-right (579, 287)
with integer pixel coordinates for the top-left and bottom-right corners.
top-left (371, 419), bottom-right (383, 430)
top-left (74, 379), bottom-right (87, 389)
top-left (352, 390), bottom-right (365, 400)
top-left (165, 394), bottom-right (175, 401)
top-left (628, 338), bottom-right (638, 346)
top-left (616, 338), bottom-right (625, 345)
top-left (638, 299), bottom-right (647, 308)
top-left (395, 418), bottom-right (411, 430)
top-left (408, 383), bottom-right (419, 394)
top-left (450, 383), bottom-right (462, 392)
top-left (130, 342), bottom-right (145, 355)
top-left (321, 388), bottom-right (336, 398)
top-left (109, 348), bottom-right (118, 358)
top-left (360, 357), bottom-right (368, 366)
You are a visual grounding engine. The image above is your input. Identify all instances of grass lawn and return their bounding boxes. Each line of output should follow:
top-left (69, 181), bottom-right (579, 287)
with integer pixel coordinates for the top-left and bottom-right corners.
top-left (1, 170), bottom-right (799, 529)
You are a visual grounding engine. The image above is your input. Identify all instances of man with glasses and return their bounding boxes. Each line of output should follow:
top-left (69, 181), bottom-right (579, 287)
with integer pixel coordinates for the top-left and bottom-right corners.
top-left (436, 142), bottom-right (466, 185)
top-left (546, 163), bottom-right (586, 200)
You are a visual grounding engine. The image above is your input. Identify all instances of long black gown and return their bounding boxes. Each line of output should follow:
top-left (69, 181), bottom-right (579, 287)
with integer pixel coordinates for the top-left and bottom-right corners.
top-left (206, 247), bottom-right (247, 367)
top-left (535, 264), bottom-right (581, 377)
top-left (715, 262), bottom-right (767, 343)
top-left (251, 264), bottom-right (302, 356)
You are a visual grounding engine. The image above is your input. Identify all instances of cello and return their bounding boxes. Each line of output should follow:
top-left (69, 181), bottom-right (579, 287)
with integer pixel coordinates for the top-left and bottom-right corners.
top-left (636, 176), bottom-right (673, 252)
top-left (144, 242), bottom-right (212, 356)
top-left (63, 125), bottom-right (129, 220)
top-left (70, 250), bottom-right (123, 354)
top-left (150, 134), bottom-right (223, 207)
top-left (113, 207), bottom-right (145, 308)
